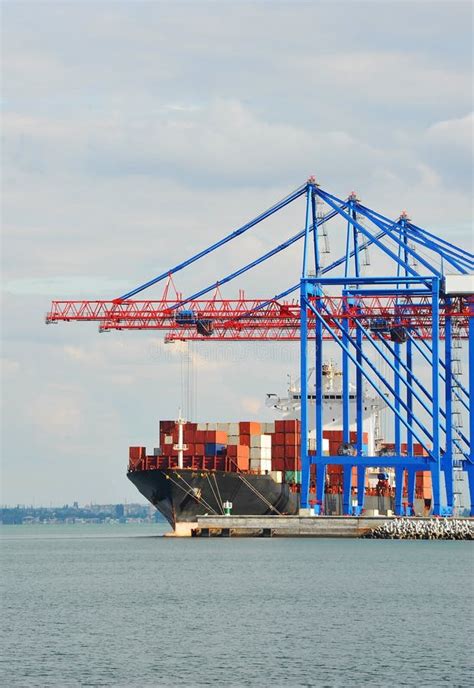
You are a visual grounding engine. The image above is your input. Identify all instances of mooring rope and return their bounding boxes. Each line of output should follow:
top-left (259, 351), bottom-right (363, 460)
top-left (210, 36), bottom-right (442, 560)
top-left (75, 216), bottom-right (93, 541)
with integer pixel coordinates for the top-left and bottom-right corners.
top-left (167, 473), bottom-right (219, 515)
top-left (205, 473), bottom-right (225, 514)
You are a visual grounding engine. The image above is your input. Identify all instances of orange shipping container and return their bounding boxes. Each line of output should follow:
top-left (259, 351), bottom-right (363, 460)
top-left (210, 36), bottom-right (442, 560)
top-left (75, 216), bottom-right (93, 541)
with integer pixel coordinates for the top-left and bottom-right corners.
top-left (237, 448), bottom-right (250, 471)
top-left (239, 421), bottom-right (261, 435)
top-left (204, 430), bottom-right (228, 443)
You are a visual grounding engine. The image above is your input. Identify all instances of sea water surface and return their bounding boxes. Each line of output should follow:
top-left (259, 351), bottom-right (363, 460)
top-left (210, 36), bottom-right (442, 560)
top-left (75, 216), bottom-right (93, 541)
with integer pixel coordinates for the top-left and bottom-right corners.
top-left (1, 523), bottom-right (473, 688)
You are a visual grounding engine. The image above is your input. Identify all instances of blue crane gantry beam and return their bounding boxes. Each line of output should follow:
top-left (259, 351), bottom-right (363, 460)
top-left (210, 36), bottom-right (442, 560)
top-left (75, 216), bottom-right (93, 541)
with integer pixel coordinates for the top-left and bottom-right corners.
top-left (295, 181), bottom-right (473, 517)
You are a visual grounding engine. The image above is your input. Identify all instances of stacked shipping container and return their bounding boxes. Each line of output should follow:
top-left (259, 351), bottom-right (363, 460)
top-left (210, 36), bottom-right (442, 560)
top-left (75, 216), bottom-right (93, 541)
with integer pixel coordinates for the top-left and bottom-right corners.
top-left (128, 420), bottom-right (433, 499)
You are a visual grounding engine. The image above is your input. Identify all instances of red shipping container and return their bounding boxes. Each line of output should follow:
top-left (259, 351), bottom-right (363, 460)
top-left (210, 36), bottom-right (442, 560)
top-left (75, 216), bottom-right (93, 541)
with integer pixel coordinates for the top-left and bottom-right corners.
top-left (239, 421), bottom-right (261, 435)
top-left (285, 433), bottom-right (299, 445)
top-left (204, 430), bottom-right (228, 444)
top-left (184, 443), bottom-right (194, 456)
top-left (349, 431), bottom-right (369, 444)
top-left (273, 445), bottom-right (285, 459)
top-left (129, 446), bottom-right (146, 460)
top-left (284, 445), bottom-right (299, 459)
top-left (332, 465), bottom-right (344, 475)
top-left (195, 443), bottom-right (205, 455)
top-left (194, 430), bottom-right (206, 443)
top-left (162, 444), bottom-right (174, 457)
top-left (240, 434), bottom-right (251, 447)
top-left (284, 419), bottom-right (300, 432)
top-left (228, 444), bottom-right (249, 471)
top-left (273, 432), bottom-right (285, 445)
top-left (323, 430), bottom-right (342, 441)
top-left (272, 458), bottom-right (285, 472)
top-left (275, 420), bottom-right (286, 433)
top-left (284, 457), bottom-right (301, 471)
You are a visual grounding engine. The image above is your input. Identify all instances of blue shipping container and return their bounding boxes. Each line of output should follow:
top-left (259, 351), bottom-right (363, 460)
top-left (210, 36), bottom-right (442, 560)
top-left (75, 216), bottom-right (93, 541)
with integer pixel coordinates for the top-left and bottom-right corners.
top-left (205, 442), bottom-right (226, 456)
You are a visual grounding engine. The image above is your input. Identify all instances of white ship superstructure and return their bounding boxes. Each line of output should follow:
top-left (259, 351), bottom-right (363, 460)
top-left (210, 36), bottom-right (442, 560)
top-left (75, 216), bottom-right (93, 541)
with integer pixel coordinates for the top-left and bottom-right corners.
top-left (266, 362), bottom-right (387, 455)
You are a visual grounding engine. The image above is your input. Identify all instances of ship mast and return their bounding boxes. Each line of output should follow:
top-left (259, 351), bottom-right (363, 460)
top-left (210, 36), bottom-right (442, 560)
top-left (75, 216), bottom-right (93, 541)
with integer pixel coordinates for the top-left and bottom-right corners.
top-left (173, 409), bottom-right (188, 469)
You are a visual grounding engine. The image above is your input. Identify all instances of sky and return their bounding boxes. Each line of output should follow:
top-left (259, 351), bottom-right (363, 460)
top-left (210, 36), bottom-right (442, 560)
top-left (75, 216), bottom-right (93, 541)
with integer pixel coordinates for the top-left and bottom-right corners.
top-left (1, 0), bottom-right (473, 505)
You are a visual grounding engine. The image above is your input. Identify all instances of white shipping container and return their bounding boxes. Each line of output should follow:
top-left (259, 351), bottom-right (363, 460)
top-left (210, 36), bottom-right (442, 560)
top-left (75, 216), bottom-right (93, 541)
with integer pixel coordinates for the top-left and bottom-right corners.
top-left (262, 422), bottom-right (275, 434)
top-left (197, 423), bottom-right (207, 431)
top-left (250, 446), bottom-right (272, 460)
top-left (227, 435), bottom-right (240, 445)
top-left (250, 434), bottom-right (272, 449)
top-left (444, 274), bottom-right (474, 295)
top-left (217, 423), bottom-right (230, 432)
top-left (207, 422), bottom-right (217, 431)
top-left (309, 437), bottom-right (330, 452)
top-left (270, 471), bottom-right (283, 483)
top-left (228, 423), bottom-right (240, 436)
top-left (250, 459), bottom-right (272, 473)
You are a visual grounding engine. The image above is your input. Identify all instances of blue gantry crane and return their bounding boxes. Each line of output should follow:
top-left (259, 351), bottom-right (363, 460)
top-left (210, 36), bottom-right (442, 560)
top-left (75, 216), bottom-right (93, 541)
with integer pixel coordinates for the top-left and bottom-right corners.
top-left (47, 178), bottom-right (474, 515)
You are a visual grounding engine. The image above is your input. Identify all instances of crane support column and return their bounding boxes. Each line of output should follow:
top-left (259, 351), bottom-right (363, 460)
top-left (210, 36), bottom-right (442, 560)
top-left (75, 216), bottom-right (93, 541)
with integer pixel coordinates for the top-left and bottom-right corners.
top-left (468, 297), bottom-right (474, 516)
top-left (299, 183), bottom-right (313, 512)
top-left (444, 301), bottom-right (454, 513)
top-left (431, 278), bottom-right (442, 516)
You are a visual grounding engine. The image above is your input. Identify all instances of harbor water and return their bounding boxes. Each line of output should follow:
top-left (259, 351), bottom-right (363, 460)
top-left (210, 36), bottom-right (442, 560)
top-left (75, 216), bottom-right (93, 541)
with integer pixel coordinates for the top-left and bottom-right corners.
top-left (1, 524), bottom-right (473, 687)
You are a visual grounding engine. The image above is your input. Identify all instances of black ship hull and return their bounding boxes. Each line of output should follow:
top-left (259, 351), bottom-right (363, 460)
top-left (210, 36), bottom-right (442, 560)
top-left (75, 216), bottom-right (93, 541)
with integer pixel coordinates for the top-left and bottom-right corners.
top-left (127, 468), bottom-right (299, 528)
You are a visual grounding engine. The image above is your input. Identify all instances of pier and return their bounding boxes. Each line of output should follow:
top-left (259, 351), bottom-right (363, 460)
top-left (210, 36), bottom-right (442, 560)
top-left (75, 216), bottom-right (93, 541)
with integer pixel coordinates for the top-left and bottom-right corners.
top-left (191, 515), bottom-right (474, 538)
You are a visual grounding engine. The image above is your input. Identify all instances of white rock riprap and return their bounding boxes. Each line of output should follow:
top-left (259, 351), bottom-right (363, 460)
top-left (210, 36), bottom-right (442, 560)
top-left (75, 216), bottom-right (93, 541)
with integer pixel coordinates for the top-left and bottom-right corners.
top-left (361, 518), bottom-right (473, 540)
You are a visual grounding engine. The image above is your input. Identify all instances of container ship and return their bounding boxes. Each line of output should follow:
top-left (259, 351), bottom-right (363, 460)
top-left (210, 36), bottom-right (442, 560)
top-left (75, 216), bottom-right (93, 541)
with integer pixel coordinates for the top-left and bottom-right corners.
top-left (128, 364), bottom-right (432, 531)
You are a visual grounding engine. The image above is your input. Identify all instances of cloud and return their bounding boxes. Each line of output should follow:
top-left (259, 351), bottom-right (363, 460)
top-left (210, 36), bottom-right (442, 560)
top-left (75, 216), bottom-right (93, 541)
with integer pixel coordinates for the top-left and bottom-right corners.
top-left (1, 358), bottom-right (20, 376)
top-left (426, 112), bottom-right (474, 147)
